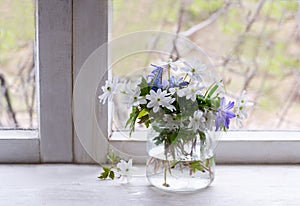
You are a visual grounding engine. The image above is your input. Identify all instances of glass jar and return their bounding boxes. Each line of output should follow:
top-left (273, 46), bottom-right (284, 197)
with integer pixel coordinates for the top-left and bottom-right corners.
top-left (146, 125), bottom-right (219, 192)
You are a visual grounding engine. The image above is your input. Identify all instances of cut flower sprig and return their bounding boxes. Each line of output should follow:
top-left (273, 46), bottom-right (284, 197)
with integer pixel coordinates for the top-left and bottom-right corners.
top-left (98, 152), bottom-right (135, 182)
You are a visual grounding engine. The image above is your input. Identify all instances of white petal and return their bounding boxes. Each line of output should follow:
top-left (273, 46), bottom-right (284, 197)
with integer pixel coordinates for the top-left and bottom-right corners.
top-left (166, 105), bottom-right (176, 111)
top-left (147, 100), bottom-right (157, 108)
top-left (138, 99), bottom-right (147, 105)
top-left (153, 106), bottom-right (159, 113)
top-left (128, 159), bottom-right (133, 167)
top-left (177, 89), bottom-right (186, 97)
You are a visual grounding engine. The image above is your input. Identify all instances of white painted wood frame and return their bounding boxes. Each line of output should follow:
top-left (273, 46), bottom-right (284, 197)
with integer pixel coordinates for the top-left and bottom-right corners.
top-left (37, 0), bottom-right (73, 163)
top-left (1, 0), bottom-right (300, 164)
top-left (0, 130), bottom-right (39, 163)
top-left (73, 0), bottom-right (109, 163)
top-left (0, 0), bottom-right (109, 163)
top-left (0, 0), bottom-right (74, 163)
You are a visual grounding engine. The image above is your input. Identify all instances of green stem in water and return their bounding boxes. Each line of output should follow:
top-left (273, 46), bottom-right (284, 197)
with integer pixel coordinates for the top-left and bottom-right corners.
top-left (163, 143), bottom-right (170, 187)
top-left (162, 160), bottom-right (170, 187)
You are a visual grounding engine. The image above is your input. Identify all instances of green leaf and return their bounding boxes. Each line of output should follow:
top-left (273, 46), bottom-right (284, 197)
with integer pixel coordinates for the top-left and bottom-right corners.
top-left (125, 106), bottom-right (140, 136)
top-left (153, 135), bottom-right (164, 145)
top-left (98, 169), bottom-right (109, 179)
top-left (170, 160), bottom-right (179, 168)
top-left (205, 159), bottom-right (209, 168)
top-left (205, 83), bottom-right (219, 98)
top-left (210, 157), bottom-right (215, 166)
top-left (211, 97), bottom-right (221, 109)
top-left (107, 152), bottom-right (120, 164)
top-left (205, 156), bottom-right (215, 168)
top-left (137, 108), bottom-right (149, 118)
top-left (109, 171), bottom-right (115, 180)
top-left (98, 166), bottom-right (116, 180)
top-left (169, 132), bottom-right (179, 145)
top-left (144, 119), bottom-right (151, 128)
top-left (138, 77), bottom-right (150, 96)
top-left (190, 161), bottom-right (203, 173)
top-left (137, 114), bottom-right (150, 125)
top-left (98, 166), bottom-right (110, 179)
top-left (198, 131), bottom-right (206, 142)
top-left (103, 166), bottom-right (110, 173)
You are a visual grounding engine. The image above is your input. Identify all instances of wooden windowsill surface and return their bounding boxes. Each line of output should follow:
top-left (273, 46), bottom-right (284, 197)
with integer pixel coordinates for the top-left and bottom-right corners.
top-left (0, 164), bottom-right (299, 205)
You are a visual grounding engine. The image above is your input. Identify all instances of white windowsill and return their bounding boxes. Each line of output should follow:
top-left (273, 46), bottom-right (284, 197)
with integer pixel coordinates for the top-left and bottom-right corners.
top-left (0, 130), bottom-right (40, 163)
top-left (0, 130), bottom-right (38, 140)
top-left (1, 164), bottom-right (299, 205)
top-left (110, 131), bottom-right (300, 164)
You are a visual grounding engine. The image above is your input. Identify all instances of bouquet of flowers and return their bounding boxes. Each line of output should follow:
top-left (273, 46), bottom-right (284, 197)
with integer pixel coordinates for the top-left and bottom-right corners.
top-left (99, 59), bottom-right (251, 134)
top-left (98, 59), bottom-right (251, 190)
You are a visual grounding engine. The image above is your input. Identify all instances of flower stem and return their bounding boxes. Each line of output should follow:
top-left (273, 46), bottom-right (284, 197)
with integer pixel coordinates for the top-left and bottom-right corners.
top-left (198, 159), bottom-right (213, 178)
top-left (163, 144), bottom-right (170, 187)
top-left (183, 73), bottom-right (188, 81)
top-left (162, 160), bottom-right (169, 187)
top-left (168, 65), bottom-right (171, 80)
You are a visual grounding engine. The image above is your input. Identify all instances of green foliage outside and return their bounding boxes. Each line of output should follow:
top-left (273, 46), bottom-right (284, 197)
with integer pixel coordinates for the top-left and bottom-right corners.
top-left (112, 0), bottom-right (300, 130)
top-left (0, 0), bottom-right (35, 128)
top-left (0, 0), bottom-right (299, 129)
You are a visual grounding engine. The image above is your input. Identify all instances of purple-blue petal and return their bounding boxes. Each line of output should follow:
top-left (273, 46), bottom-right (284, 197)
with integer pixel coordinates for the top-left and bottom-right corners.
top-left (226, 111), bottom-right (236, 118)
top-left (179, 81), bottom-right (189, 87)
top-left (225, 101), bottom-right (235, 110)
top-left (216, 98), bottom-right (236, 131)
top-left (225, 117), bottom-right (230, 129)
top-left (220, 97), bottom-right (225, 107)
top-left (148, 64), bottom-right (163, 89)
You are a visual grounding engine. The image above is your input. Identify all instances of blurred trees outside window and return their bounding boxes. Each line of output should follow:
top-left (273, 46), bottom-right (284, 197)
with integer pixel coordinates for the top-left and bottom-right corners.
top-left (112, 0), bottom-right (300, 130)
top-left (0, 0), bottom-right (36, 129)
top-left (0, 0), bottom-right (299, 131)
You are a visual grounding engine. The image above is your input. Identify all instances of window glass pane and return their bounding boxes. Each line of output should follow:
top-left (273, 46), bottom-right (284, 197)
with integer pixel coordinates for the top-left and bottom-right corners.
top-left (0, 0), bottom-right (36, 129)
top-left (111, 0), bottom-right (300, 130)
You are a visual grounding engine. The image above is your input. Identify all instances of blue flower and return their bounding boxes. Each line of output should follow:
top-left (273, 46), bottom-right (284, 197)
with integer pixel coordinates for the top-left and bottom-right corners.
top-left (168, 76), bottom-right (189, 88)
top-left (148, 64), bottom-right (164, 91)
top-left (215, 97), bottom-right (236, 131)
top-left (147, 64), bottom-right (168, 91)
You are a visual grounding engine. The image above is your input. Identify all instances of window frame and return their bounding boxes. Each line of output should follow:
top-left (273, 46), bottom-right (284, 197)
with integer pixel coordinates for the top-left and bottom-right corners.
top-left (107, 1), bottom-right (300, 164)
top-left (0, 0), bottom-right (75, 163)
top-left (0, 130), bottom-right (39, 163)
top-left (72, 0), bottom-right (109, 163)
top-left (1, 0), bottom-right (300, 164)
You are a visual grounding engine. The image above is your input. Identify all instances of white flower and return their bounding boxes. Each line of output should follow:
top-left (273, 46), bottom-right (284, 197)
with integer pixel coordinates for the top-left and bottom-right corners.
top-left (204, 110), bottom-right (215, 131)
top-left (188, 110), bottom-right (206, 132)
top-left (146, 89), bottom-right (176, 113)
top-left (169, 60), bottom-right (186, 71)
top-left (156, 59), bottom-right (186, 71)
top-left (117, 159), bottom-right (133, 176)
top-left (119, 81), bottom-right (131, 94)
top-left (98, 77), bottom-right (119, 104)
top-left (177, 84), bottom-right (204, 101)
top-left (182, 60), bottom-right (206, 82)
top-left (129, 88), bottom-right (147, 107)
top-left (169, 87), bottom-right (179, 95)
top-left (120, 83), bottom-right (147, 107)
top-left (117, 159), bottom-right (134, 182)
top-left (235, 90), bottom-right (253, 127)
